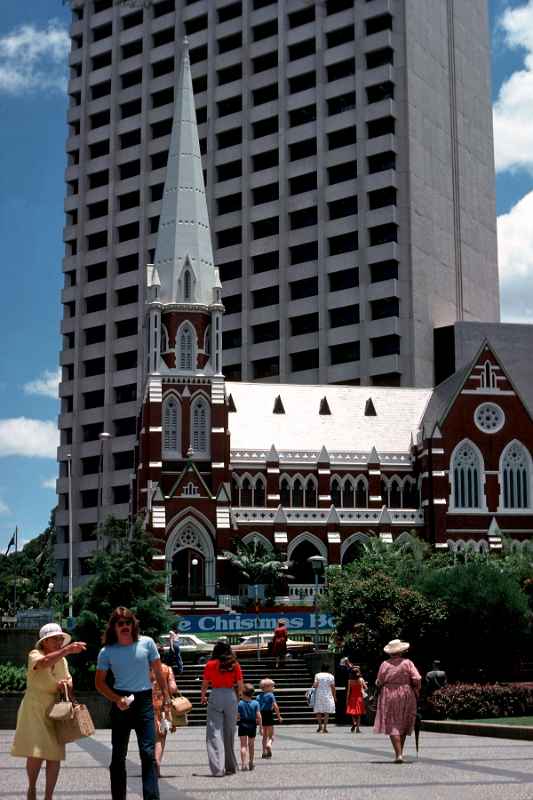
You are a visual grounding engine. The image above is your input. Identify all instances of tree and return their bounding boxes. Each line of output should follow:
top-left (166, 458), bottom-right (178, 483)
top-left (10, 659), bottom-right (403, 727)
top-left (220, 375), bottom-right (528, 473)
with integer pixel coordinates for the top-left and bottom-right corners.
top-left (223, 540), bottom-right (287, 605)
top-left (323, 567), bottom-right (447, 676)
top-left (414, 556), bottom-right (531, 680)
top-left (71, 516), bottom-right (174, 685)
top-left (0, 513), bottom-right (56, 614)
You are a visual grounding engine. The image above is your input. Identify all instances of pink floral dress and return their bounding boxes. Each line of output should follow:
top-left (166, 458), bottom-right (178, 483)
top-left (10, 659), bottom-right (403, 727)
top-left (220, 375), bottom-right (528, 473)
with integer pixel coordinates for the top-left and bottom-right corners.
top-left (373, 657), bottom-right (421, 736)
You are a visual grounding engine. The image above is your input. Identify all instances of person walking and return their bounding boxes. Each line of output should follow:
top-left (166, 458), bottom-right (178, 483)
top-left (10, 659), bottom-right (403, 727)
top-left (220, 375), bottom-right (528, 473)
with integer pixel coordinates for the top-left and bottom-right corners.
top-left (10, 622), bottom-right (87, 800)
top-left (257, 678), bottom-right (282, 758)
top-left (271, 619), bottom-right (288, 668)
top-left (95, 607), bottom-right (171, 800)
top-left (346, 666), bottom-right (367, 733)
top-left (200, 640), bottom-right (244, 777)
top-left (312, 663), bottom-right (336, 733)
top-left (168, 630), bottom-right (184, 674)
top-left (150, 645), bottom-right (178, 777)
top-left (237, 684), bottom-right (261, 771)
top-left (373, 639), bottom-right (421, 763)
top-left (425, 660), bottom-right (447, 694)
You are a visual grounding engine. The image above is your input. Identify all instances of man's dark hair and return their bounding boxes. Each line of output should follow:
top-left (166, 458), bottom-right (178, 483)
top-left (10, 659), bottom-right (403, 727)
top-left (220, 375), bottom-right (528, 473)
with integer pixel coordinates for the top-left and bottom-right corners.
top-left (103, 606), bottom-right (140, 645)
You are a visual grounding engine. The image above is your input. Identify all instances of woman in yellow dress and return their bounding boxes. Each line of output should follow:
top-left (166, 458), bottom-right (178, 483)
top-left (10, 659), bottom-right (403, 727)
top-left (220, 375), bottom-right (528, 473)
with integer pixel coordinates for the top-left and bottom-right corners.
top-left (11, 623), bottom-right (86, 800)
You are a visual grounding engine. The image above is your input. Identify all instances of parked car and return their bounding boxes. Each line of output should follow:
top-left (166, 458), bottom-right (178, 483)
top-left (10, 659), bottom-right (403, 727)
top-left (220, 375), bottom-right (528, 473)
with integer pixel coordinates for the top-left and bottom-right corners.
top-left (232, 632), bottom-right (315, 657)
top-left (159, 633), bottom-right (213, 665)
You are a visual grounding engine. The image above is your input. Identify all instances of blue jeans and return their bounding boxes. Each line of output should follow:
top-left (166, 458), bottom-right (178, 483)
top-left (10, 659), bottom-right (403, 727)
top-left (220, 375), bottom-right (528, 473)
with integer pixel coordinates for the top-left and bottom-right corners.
top-left (110, 690), bottom-right (159, 800)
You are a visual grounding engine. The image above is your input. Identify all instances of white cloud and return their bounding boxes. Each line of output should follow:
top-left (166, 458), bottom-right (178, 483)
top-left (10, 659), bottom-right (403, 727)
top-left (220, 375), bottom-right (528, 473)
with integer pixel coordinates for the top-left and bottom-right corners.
top-left (41, 477), bottom-right (57, 490)
top-left (0, 21), bottom-right (69, 94)
top-left (494, 1), bottom-right (533, 173)
top-left (497, 190), bottom-right (533, 322)
top-left (0, 419), bottom-right (58, 459)
top-left (23, 368), bottom-right (61, 399)
top-left (0, 499), bottom-right (10, 515)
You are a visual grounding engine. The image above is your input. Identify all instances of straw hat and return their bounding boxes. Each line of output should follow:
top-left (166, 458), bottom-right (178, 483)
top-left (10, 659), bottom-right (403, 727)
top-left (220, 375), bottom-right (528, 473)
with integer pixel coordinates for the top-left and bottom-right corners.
top-left (36, 623), bottom-right (71, 649)
top-left (383, 638), bottom-right (410, 655)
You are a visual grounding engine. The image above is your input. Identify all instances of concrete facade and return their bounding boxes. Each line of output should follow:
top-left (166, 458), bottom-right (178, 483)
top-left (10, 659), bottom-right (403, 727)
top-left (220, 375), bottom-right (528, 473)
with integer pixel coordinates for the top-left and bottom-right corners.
top-left (56, 0), bottom-right (499, 586)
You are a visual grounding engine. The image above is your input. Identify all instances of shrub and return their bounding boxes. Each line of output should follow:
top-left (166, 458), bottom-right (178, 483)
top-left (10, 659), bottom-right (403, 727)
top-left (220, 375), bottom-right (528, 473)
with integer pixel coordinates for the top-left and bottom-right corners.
top-left (0, 663), bottom-right (26, 692)
top-left (427, 683), bottom-right (533, 720)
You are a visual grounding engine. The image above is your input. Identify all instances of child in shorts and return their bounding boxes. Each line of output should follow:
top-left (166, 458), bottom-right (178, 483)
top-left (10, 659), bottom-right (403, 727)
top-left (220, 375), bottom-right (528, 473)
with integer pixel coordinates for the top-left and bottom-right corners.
top-left (237, 684), bottom-right (262, 771)
top-left (257, 678), bottom-right (282, 758)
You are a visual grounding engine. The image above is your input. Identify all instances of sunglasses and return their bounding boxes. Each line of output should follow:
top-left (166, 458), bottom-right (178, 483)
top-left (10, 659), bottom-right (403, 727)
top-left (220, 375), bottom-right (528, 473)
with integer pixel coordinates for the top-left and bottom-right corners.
top-left (116, 620), bottom-right (133, 628)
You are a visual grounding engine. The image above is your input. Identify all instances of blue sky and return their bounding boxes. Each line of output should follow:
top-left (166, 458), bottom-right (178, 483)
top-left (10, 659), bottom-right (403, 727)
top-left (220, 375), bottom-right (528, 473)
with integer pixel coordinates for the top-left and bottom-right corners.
top-left (0, 0), bottom-right (532, 551)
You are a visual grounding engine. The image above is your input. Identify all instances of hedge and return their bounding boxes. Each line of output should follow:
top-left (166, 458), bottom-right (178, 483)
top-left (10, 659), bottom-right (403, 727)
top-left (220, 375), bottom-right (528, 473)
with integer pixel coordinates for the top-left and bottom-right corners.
top-left (0, 663), bottom-right (26, 693)
top-left (427, 683), bottom-right (533, 720)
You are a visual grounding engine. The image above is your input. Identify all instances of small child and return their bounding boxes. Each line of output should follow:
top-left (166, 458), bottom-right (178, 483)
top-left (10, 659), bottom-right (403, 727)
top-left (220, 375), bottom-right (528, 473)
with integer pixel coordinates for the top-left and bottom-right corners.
top-left (237, 684), bottom-right (262, 771)
top-left (257, 678), bottom-right (282, 758)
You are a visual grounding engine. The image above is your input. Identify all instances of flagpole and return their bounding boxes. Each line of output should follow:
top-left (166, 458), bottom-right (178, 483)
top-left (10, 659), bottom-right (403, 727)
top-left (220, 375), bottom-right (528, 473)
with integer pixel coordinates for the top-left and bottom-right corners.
top-left (68, 453), bottom-right (74, 620)
top-left (13, 526), bottom-right (18, 614)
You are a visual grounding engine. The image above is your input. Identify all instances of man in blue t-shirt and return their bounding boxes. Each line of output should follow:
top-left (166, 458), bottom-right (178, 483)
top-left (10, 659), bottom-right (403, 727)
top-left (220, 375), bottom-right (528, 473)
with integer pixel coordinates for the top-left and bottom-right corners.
top-left (95, 607), bottom-right (171, 800)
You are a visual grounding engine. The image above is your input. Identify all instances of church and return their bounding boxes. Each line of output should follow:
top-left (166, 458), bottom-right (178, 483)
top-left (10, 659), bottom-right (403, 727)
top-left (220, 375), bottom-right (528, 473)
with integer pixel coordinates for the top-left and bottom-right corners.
top-left (133, 43), bottom-right (533, 606)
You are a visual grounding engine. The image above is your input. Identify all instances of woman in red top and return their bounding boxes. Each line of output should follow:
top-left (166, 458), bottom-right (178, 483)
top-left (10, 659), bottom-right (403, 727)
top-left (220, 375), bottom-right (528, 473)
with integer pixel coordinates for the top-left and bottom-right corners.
top-left (201, 641), bottom-right (244, 776)
top-left (271, 620), bottom-right (288, 668)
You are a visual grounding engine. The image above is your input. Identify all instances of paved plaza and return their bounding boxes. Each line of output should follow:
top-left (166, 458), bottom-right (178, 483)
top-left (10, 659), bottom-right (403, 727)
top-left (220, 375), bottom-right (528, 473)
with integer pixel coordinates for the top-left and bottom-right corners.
top-left (2, 726), bottom-right (532, 800)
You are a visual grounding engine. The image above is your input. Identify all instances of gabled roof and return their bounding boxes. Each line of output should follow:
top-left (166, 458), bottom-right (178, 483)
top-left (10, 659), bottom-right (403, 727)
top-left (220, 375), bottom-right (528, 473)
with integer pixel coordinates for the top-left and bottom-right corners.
top-left (167, 460), bottom-right (213, 499)
top-left (226, 382), bottom-right (432, 454)
top-left (422, 338), bottom-right (533, 433)
top-left (153, 39), bottom-right (217, 307)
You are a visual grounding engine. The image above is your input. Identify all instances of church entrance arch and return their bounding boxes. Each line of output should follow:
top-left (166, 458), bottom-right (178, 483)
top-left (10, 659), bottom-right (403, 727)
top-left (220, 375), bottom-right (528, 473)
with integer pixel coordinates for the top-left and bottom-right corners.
top-left (166, 518), bottom-right (215, 600)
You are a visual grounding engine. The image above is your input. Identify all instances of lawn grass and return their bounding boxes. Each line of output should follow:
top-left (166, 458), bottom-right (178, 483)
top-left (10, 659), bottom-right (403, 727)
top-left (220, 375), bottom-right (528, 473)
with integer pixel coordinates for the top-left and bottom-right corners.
top-left (461, 717), bottom-right (533, 726)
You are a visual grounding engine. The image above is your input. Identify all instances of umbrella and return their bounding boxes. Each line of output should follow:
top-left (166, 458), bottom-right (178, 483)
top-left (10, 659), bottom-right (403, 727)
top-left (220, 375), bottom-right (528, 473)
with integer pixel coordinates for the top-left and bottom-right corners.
top-left (414, 705), bottom-right (422, 759)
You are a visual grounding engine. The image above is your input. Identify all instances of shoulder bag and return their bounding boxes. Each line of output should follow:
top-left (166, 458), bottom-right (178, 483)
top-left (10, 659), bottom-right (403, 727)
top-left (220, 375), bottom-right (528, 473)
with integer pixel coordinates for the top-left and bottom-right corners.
top-left (53, 685), bottom-right (95, 744)
top-left (170, 688), bottom-right (192, 725)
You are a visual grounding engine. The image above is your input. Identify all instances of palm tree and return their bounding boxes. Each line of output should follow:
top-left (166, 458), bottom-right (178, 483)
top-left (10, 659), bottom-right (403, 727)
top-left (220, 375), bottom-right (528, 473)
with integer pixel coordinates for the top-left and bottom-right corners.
top-left (223, 540), bottom-right (289, 602)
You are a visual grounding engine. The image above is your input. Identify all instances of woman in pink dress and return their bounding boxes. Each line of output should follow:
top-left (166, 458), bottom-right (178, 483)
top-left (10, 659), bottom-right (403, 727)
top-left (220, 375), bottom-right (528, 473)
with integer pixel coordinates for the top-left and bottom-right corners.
top-left (373, 639), bottom-right (421, 763)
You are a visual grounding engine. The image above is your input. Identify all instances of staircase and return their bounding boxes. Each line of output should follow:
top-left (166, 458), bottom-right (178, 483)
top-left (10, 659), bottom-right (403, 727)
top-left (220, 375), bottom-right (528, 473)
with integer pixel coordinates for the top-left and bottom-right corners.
top-left (173, 657), bottom-right (335, 726)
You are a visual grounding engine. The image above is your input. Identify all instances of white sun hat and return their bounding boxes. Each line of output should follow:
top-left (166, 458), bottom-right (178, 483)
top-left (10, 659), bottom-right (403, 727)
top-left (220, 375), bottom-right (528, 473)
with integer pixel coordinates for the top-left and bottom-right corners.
top-left (383, 638), bottom-right (410, 655)
top-left (36, 623), bottom-right (71, 649)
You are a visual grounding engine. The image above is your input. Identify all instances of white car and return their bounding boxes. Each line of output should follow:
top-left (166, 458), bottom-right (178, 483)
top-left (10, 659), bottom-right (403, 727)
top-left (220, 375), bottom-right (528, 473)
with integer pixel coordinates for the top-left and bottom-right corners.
top-left (233, 633), bottom-right (314, 656)
top-left (159, 633), bottom-right (212, 664)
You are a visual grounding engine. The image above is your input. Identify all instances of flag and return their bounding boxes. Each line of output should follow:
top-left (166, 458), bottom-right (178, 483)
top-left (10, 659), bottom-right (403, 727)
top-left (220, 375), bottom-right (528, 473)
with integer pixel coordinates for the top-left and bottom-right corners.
top-left (5, 530), bottom-right (16, 556)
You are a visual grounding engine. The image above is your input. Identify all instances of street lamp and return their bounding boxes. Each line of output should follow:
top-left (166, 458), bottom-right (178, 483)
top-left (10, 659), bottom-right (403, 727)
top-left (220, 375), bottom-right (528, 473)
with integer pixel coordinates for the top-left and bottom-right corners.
top-left (189, 556), bottom-right (199, 599)
top-left (46, 582), bottom-right (55, 615)
top-left (67, 453), bottom-right (73, 620)
top-left (308, 555), bottom-right (327, 647)
top-left (96, 431), bottom-right (112, 546)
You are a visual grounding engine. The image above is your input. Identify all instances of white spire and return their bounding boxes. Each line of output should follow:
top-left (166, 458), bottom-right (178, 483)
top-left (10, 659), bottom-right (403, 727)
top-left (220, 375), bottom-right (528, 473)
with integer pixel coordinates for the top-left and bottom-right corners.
top-left (154, 38), bottom-right (216, 306)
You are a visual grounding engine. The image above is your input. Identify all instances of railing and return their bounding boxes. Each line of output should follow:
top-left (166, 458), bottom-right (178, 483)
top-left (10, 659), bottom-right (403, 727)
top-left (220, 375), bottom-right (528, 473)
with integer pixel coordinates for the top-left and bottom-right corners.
top-left (232, 507), bottom-right (424, 524)
top-left (287, 584), bottom-right (325, 599)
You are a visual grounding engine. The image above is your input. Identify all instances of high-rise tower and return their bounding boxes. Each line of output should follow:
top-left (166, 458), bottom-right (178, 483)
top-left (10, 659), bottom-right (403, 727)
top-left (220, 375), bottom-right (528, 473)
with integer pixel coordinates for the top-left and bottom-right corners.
top-left (56, 0), bottom-right (499, 587)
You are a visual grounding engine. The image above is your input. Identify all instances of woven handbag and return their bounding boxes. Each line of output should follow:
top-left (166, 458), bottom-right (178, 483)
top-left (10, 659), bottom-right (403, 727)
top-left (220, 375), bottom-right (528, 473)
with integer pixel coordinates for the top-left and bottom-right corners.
top-left (54, 688), bottom-right (95, 745)
top-left (170, 690), bottom-right (192, 725)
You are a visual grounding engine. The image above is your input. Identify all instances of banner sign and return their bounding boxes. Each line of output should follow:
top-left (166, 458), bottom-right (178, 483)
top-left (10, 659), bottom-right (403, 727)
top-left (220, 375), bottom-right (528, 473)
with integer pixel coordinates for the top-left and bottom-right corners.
top-left (16, 608), bottom-right (53, 630)
top-left (175, 612), bottom-right (334, 635)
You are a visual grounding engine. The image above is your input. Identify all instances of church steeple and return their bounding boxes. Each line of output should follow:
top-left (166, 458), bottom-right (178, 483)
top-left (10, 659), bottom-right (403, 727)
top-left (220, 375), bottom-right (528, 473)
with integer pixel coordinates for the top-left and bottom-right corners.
top-left (153, 38), bottom-right (218, 308)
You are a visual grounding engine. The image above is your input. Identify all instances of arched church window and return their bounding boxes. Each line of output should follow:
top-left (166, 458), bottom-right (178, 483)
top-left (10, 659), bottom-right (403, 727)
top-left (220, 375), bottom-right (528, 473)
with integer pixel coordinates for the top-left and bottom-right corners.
top-left (231, 475), bottom-right (239, 505)
top-left (342, 479), bottom-right (354, 508)
top-left (292, 478), bottom-right (303, 507)
top-left (501, 442), bottom-right (530, 509)
top-left (162, 395), bottom-right (180, 454)
top-left (184, 269), bottom-right (192, 301)
top-left (355, 478), bottom-right (367, 508)
top-left (178, 325), bottom-right (195, 370)
top-left (380, 478), bottom-right (389, 505)
top-left (161, 325), bottom-right (169, 353)
top-left (304, 478), bottom-right (317, 508)
top-left (452, 441), bottom-right (483, 510)
top-left (389, 479), bottom-right (402, 508)
top-left (191, 396), bottom-right (209, 455)
top-left (280, 478), bottom-right (291, 506)
top-left (241, 477), bottom-right (253, 506)
top-left (331, 478), bottom-right (341, 507)
top-left (254, 477), bottom-right (265, 507)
